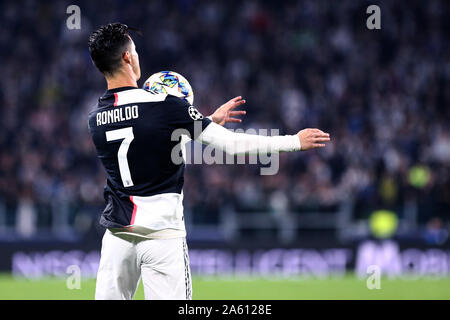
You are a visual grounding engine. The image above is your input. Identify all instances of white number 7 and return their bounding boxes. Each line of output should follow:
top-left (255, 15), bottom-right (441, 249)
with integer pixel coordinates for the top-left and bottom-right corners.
top-left (106, 127), bottom-right (134, 187)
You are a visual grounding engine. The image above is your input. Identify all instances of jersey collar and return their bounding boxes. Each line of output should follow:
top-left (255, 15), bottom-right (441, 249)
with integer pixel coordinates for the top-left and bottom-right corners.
top-left (105, 86), bottom-right (138, 94)
top-left (99, 86), bottom-right (139, 108)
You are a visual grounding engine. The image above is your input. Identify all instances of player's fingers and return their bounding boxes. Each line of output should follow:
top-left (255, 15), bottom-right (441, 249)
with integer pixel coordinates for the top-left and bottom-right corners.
top-left (229, 99), bottom-right (246, 109)
top-left (314, 132), bottom-right (330, 138)
top-left (312, 129), bottom-right (328, 135)
top-left (226, 118), bottom-right (242, 123)
top-left (229, 110), bottom-right (246, 116)
top-left (314, 137), bottom-right (331, 142)
top-left (312, 143), bottom-right (326, 148)
top-left (231, 96), bottom-right (242, 102)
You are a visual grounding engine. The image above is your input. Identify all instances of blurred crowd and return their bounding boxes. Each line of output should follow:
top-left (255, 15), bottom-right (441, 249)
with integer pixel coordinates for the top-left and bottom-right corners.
top-left (0, 0), bottom-right (448, 241)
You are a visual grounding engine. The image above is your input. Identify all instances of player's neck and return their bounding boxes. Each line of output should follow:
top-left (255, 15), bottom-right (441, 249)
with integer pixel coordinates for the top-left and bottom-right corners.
top-left (106, 70), bottom-right (138, 90)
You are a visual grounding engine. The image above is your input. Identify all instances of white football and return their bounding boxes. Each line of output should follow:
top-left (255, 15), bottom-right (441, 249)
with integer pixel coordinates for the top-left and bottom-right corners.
top-left (143, 70), bottom-right (194, 105)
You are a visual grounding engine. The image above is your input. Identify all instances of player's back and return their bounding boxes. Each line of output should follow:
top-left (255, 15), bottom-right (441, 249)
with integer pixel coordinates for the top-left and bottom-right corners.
top-left (88, 87), bottom-right (211, 234)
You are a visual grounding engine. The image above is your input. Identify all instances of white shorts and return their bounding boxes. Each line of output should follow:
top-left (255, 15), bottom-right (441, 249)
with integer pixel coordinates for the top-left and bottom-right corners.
top-left (95, 229), bottom-right (192, 300)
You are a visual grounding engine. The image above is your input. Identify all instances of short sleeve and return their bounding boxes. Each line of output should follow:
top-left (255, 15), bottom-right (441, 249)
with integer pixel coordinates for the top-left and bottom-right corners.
top-left (165, 95), bottom-right (212, 140)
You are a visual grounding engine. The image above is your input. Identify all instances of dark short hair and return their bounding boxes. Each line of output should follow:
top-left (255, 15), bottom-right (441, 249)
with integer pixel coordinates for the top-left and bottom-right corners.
top-left (88, 23), bottom-right (132, 76)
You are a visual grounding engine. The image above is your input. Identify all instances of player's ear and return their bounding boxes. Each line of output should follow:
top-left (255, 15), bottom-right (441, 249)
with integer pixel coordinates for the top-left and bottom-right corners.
top-left (122, 51), bottom-right (132, 65)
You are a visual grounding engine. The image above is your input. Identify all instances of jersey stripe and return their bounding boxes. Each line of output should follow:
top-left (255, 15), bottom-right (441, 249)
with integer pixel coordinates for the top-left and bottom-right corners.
top-left (115, 89), bottom-right (167, 106)
top-left (183, 239), bottom-right (192, 300)
top-left (130, 195), bottom-right (137, 225)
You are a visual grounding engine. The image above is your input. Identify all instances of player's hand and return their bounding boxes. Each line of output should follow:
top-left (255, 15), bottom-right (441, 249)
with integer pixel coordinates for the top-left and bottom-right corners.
top-left (210, 96), bottom-right (246, 126)
top-left (297, 129), bottom-right (331, 150)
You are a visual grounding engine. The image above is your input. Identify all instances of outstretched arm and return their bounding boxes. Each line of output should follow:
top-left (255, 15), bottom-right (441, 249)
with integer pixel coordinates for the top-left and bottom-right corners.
top-left (201, 95), bottom-right (330, 154)
top-left (196, 122), bottom-right (330, 155)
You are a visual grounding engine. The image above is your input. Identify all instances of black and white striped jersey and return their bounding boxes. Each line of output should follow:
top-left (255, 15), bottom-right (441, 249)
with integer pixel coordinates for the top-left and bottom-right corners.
top-left (88, 86), bottom-right (211, 231)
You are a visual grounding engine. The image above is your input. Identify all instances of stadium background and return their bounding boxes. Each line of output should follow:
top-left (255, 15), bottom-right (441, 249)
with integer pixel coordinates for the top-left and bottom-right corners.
top-left (0, 0), bottom-right (449, 299)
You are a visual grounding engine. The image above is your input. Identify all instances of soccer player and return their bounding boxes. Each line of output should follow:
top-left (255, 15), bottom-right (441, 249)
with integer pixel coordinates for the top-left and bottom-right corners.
top-left (87, 23), bottom-right (330, 300)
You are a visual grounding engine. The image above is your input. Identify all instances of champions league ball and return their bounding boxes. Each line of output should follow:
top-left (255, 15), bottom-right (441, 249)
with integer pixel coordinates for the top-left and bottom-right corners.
top-left (143, 71), bottom-right (194, 105)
